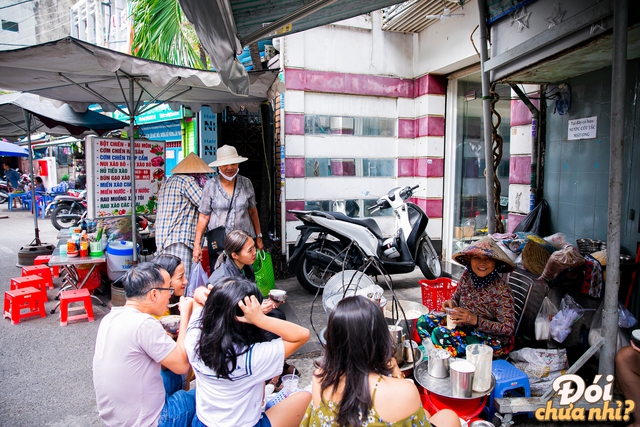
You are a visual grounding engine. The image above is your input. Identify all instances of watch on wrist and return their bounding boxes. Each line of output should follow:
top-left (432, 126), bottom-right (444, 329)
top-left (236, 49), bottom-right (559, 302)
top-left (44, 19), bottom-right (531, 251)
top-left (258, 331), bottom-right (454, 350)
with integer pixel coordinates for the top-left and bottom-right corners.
top-left (257, 233), bottom-right (263, 238)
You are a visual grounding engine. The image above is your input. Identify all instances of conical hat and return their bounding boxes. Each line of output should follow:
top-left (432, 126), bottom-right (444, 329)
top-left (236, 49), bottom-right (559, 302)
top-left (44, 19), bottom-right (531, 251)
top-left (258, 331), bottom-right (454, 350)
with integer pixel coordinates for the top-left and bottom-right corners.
top-left (171, 153), bottom-right (214, 174)
top-left (452, 236), bottom-right (516, 272)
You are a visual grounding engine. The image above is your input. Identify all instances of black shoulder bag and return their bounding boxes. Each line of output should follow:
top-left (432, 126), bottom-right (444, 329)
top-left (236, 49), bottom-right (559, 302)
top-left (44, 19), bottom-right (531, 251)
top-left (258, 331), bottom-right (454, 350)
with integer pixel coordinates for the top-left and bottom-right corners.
top-left (206, 180), bottom-right (236, 256)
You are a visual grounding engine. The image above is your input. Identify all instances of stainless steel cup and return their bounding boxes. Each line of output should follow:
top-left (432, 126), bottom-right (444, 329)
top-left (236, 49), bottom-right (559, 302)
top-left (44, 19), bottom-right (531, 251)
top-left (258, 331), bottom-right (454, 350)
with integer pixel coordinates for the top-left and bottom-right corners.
top-left (427, 348), bottom-right (450, 378)
top-left (450, 360), bottom-right (476, 398)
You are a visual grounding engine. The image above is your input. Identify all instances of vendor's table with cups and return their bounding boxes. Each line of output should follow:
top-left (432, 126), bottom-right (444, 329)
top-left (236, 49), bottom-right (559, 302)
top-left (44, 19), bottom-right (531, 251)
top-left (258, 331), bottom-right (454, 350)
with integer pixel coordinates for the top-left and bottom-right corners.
top-left (48, 240), bottom-right (107, 313)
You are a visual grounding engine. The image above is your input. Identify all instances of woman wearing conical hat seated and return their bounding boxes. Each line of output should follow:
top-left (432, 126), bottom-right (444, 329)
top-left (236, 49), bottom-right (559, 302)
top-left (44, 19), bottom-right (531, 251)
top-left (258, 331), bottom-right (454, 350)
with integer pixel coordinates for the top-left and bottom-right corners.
top-left (416, 236), bottom-right (516, 358)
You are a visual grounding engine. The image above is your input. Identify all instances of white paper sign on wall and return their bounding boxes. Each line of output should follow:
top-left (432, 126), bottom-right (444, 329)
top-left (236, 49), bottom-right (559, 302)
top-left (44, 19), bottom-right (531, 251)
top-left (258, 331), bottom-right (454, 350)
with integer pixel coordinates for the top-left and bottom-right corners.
top-left (568, 116), bottom-right (597, 140)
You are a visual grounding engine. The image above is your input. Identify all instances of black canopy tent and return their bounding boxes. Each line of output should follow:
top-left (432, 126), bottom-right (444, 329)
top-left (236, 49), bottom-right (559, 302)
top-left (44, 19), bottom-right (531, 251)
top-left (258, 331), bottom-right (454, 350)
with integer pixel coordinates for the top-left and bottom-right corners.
top-left (0, 37), bottom-right (281, 262)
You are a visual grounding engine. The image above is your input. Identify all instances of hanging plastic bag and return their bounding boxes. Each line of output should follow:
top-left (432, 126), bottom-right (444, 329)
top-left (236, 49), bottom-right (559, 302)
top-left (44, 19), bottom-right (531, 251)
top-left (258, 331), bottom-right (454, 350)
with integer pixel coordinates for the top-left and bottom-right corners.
top-left (588, 300), bottom-right (631, 358)
top-left (535, 297), bottom-right (558, 341)
top-left (550, 294), bottom-right (588, 343)
top-left (254, 250), bottom-right (276, 297)
top-left (618, 303), bottom-right (637, 329)
top-left (513, 199), bottom-right (551, 237)
top-left (186, 261), bottom-right (208, 298)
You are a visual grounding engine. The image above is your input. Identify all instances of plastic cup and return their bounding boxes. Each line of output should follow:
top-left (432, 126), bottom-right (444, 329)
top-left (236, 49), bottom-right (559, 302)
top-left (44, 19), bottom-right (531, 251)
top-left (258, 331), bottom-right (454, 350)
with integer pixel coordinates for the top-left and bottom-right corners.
top-left (59, 244), bottom-right (68, 257)
top-left (269, 289), bottom-right (287, 303)
top-left (632, 329), bottom-right (640, 348)
top-left (281, 374), bottom-right (299, 396)
top-left (466, 344), bottom-right (493, 392)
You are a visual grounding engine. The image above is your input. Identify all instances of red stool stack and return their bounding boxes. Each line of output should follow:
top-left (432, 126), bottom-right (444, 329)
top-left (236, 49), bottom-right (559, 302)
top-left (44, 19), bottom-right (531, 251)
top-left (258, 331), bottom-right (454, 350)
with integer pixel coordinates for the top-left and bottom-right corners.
top-left (22, 265), bottom-right (54, 290)
top-left (3, 287), bottom-right (47, 324)
top-left (59, 288), bottom-right (95, 326)
top-left (11, 275), bottom-right (49, 302)
top-left (34, 254), bottom-right (60, 278)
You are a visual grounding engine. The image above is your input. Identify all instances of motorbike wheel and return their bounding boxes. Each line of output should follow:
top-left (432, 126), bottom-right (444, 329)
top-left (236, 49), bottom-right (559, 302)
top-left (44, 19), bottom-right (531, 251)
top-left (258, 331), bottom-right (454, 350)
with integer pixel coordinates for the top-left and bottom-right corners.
top-left (416, 235), bottom-right (442, 280)
top-left (296, 241), bottom-right (342, 294)
top-left (51, 204), bottom-right (82, 230)
top-left (0, 193), bottom-right (7, 204)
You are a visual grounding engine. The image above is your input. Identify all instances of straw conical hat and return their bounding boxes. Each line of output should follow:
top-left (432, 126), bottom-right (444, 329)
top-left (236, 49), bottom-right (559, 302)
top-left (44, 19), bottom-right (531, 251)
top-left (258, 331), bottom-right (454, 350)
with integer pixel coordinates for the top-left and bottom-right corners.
top-left (171, 153), bottom-right (214, 174)
top-left (208, 145), bottom-right (248, 167)
top-left (452, 236), bottom-right (516, 272)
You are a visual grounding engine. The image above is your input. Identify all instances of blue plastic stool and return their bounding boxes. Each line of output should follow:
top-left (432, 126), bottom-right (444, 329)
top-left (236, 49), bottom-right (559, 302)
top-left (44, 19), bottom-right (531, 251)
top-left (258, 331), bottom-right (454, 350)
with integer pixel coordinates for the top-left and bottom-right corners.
top-left (484, 359), bottom-right (531, 420)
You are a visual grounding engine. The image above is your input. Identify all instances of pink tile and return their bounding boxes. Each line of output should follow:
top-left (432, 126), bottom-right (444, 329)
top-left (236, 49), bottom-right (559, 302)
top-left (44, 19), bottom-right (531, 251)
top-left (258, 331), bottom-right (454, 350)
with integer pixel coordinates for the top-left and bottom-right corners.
top-left (417, 116), bottom-right (445, 137)
top-left (286, 201), bottom-right (305, 221)
top-left (508, 213), bottom-right (525, 233)
top-left (509, 156), bottom-right (531, 184)
top-left (415, 74), bottom-right (446, 97)
top-left (409, 197), bottom-right (443, 218)
top-left (284, 68), bottom-right (413, 98)
top-left (398, 159), bottom-right (415, 177)
top-left (415, 158), bottom-right (444, 177)
top-left (285, 158), bottom-right (305, 178)
top-left (398, 119), bottom-right (416, 138)
top-left (285, 113), bottom-right (304, 135)
top-left (510, 98), bottom-right (540, 127)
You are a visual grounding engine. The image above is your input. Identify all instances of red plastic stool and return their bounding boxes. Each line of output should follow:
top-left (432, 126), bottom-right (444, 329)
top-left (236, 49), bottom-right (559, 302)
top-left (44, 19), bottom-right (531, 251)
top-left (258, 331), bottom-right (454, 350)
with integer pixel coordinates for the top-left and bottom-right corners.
top-left (34, 254), bottom-right (60, 278)
top-left (11, 274), bottom-right (49, 302)
top-left (3, 287), bottom-right (47, 324)
top-left (418, 386), bottom-right (486, 422)
top-left (22, 264), bottom-right (54, 290)
top-left (59, 288), bottom-right (95, 326)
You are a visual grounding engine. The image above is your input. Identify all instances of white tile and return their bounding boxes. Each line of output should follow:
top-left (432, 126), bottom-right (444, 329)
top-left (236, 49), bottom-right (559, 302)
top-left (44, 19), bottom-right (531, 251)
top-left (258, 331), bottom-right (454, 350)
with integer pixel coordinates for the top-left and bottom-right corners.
top-left (305, 136), bottom-right (398, 158)
top-left (285, 178), bottom-right (305, 199)
top-left (285, 221), bottom-right (303, 244)
top-left (282, 34), bottom-right (305, 68)
top-left (397, 97), bottom-right (415, 118)
top-left (283, 91), bottom-right (304, 113)
top-left (427, 218), bottom-right (442, 239)
top-left (285, 135), bottom-right (305, 156)
top-left (304, 93), bottom-right (397, 117)
top-left (415, 94), bottom-right (446, 117)
top-left (508, 184), bottom-right (531, 214)
top-left (397, 178), bottom-right (443, 198)
top-left (510, 125), bottom-right (532, 155)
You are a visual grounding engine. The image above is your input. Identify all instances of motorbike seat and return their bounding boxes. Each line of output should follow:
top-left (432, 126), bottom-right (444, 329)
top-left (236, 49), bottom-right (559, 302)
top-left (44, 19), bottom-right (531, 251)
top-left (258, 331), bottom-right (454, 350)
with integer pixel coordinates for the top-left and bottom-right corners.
top-left (329, 212), bottom-right (384, 239)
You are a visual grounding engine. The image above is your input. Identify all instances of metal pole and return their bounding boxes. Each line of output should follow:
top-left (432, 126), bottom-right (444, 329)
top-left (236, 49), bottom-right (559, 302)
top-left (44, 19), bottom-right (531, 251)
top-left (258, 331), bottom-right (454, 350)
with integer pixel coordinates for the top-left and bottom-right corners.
top-left (477, 0), bottom-right (496, 234)
top-left (23, 110), bottom-right (41, 245)
top-left (599, 0), bottom-right (627, 376)
top-left (128, 79), bottom-right (138, 263)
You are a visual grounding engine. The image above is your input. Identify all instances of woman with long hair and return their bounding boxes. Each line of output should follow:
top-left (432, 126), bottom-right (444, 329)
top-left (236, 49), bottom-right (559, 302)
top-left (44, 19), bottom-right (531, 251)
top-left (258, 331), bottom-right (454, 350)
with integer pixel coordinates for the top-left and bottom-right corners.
top-left (153, 253), bottom-right (188, 316)
top-left (185, 277), bottom-right (311, 427)
top-left (301, 296), bottom-right (459, 427)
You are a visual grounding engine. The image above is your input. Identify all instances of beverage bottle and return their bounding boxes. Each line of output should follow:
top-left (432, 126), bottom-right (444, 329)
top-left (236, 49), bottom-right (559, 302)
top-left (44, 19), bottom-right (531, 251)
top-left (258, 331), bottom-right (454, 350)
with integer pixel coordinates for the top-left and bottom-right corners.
top-left (80, 231), bottom-right (89, 257)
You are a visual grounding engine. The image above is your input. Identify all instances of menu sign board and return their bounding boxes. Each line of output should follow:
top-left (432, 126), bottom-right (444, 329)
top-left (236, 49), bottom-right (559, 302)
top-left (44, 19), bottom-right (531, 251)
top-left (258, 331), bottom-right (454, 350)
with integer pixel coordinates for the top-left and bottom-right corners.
top-left (86, 136), bottom-right (165, 218)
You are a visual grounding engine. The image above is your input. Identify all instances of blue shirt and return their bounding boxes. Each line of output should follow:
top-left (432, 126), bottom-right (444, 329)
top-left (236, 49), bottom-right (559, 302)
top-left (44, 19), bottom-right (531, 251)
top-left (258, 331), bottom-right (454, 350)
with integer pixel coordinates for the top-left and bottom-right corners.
top-left (4, 168), bottom-right (19, 188)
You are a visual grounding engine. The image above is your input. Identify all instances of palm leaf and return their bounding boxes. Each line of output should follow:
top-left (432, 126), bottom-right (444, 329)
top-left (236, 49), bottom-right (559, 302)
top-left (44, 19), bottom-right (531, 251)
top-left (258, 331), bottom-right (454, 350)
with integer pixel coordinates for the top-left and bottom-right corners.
top-left (129, 0), bottom-right (204, 69)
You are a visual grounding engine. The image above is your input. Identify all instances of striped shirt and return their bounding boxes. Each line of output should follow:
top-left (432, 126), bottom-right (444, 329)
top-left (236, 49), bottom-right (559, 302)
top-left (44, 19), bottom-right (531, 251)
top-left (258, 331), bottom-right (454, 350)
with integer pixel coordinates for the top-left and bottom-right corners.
top-left (155, 174), bottom-right (202, 250)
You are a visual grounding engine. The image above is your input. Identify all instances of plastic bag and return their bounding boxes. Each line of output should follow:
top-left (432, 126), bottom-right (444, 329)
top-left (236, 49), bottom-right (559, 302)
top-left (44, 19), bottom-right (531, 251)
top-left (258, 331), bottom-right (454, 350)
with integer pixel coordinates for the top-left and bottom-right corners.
top-left (186, 261), bottom-right (208, 298)
top-left (588, 300), bottom-right (631, 358)
top-left (253, 250), bottom-right (276, 297)
top-left (550, 294), bottom-right (587, 343)
top-left (509, 348), bottom-right (569, 396)
top-left (535, 297), bottom-right (558, 341)
top-left (513, 199), bottom-right (551, 237)
top-left (540, 245), bottom-right (585, 282)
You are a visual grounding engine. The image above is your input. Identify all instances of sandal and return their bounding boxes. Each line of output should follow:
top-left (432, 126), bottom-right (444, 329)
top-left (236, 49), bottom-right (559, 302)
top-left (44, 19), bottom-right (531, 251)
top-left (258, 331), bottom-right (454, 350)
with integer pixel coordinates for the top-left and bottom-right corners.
top-left (268, 375), bottom-right (284, 392)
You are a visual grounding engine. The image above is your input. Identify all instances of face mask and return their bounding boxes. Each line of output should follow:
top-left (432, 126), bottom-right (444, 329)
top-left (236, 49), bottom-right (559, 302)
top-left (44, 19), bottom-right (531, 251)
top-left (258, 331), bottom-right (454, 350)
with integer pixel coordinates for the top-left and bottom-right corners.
top-left (219, 168), bottom-right (239, 181)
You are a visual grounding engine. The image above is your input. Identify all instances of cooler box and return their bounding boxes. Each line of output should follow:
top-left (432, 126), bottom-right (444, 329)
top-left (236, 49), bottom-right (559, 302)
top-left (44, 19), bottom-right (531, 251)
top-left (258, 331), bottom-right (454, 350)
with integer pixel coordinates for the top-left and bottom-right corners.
top-left (106, 241), bottom-right (136, 281)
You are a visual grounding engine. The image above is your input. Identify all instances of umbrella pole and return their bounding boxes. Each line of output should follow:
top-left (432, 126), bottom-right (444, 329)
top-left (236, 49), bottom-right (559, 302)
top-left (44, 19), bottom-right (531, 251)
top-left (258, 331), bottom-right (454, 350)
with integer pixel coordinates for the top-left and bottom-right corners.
top-left (23, 110), bottom-right (41, 246)
top-left (128, 80), bottom-right (138, 264)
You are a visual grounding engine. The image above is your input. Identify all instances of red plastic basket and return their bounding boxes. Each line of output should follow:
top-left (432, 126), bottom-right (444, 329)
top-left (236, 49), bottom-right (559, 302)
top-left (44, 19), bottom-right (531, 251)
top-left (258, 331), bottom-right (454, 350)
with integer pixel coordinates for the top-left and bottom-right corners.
top-left (419, 278), bottom-right (457, 312)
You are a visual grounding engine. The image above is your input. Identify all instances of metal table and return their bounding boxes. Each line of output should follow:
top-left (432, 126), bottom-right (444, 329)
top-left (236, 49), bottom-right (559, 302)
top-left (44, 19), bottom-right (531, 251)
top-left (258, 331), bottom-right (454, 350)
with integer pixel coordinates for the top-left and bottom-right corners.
top-left (414, 360), bottom-right (495, 399)
top-left (48, 242), bottom-right (107, 313)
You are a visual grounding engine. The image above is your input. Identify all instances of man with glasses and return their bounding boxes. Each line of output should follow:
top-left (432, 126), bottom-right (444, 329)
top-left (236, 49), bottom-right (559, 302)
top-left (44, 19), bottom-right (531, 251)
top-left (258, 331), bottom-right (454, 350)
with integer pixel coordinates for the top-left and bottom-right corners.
top-left (93, 263), bottom-right (196, 427)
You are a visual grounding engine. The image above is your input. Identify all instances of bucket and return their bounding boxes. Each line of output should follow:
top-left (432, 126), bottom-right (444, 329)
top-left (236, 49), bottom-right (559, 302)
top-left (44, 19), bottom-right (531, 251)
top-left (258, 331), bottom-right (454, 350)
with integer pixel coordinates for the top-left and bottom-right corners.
top-left (450, 360), bottom-right (476, 398)
top-left (76, 264), bottom-right (102, 292)
top-left (106, 241), bottom-right (135, 281)
top-left (110, 282), bottom-right (126, 307)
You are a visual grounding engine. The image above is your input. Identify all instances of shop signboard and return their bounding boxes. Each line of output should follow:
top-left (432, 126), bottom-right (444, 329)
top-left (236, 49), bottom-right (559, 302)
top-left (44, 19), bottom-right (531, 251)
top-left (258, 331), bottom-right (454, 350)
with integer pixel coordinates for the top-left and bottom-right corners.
top-left (85, 136), bottom-right (166, 218)
top-left (198, 106), bottom-right (218, 169)
top-left (568, 116), bottom-right (597, 141)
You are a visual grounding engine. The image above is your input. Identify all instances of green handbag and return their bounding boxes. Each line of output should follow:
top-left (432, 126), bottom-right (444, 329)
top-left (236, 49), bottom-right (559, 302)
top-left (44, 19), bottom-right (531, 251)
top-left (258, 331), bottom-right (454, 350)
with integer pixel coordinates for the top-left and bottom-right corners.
top-left (253, 250), bottom-right (276, 297)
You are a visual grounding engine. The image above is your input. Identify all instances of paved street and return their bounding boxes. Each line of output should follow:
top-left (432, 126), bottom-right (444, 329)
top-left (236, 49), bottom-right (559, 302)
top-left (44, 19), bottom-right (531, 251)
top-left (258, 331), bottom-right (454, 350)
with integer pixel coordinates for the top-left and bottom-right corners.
top-left (0, 206), bottom-right (428, 426)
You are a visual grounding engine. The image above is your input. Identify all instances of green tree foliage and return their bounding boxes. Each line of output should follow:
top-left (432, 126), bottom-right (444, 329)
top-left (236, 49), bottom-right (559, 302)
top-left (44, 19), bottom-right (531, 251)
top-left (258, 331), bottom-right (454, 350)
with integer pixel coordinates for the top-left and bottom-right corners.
top-left (129, 0), bottom-right (206, 69)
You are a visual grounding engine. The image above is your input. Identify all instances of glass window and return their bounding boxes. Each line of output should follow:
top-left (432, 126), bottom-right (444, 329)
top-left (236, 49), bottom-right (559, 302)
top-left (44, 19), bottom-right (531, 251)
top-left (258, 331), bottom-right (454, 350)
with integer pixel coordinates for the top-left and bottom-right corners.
top-left (305, 115), bottom-right (396, 137)
top-left (304, 198), bottom-right (393, 218)
top-left (452, 73), bottom-right (511, 253)
top-left (304, 158), bottom-right (395, 178)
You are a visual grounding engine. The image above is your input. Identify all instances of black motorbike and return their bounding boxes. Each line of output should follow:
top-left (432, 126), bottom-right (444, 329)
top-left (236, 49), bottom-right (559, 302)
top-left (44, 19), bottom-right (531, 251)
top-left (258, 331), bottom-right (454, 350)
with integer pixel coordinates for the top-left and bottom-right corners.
top-left (46, 190), bottom-right (87, 230)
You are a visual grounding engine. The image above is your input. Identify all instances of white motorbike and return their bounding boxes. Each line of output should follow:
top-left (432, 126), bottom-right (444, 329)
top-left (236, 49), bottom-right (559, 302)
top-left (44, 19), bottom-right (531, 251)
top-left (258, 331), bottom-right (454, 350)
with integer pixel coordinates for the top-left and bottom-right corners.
top-left (288, 185), bottom-right (442, 293)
